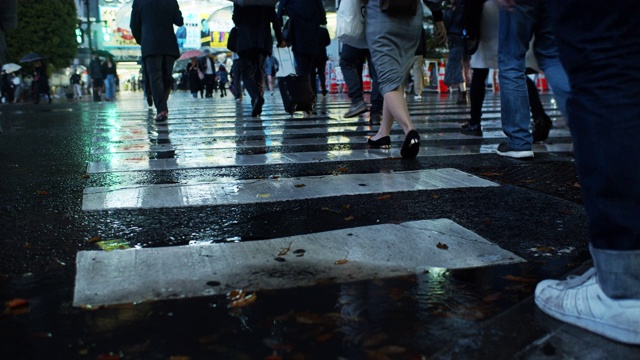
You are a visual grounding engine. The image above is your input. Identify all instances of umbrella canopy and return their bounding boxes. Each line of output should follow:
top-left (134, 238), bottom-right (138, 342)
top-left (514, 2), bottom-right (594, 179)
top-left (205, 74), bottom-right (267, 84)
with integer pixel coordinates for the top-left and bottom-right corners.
top-left (19, 52), bottom-right (45, 63)
top-left (177, 49), bottom-right (205, 61)
top-left (208, 6), bottom-right (233, 32)
top-left (93, 49), bottom-right (115, 59)
top-left (2, 63), bottom-right (21, 73)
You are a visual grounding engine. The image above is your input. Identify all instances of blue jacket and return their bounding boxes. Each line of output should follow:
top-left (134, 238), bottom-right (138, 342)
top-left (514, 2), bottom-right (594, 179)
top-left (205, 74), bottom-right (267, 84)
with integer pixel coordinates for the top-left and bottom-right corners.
top-left (130, 0), bottom-right (184, 59)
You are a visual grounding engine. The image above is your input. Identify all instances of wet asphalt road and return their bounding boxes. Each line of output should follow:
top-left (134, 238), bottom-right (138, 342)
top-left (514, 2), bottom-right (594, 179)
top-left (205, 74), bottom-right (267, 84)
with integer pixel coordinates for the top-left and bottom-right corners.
top-left (0, 91), bottom-right (638, 359)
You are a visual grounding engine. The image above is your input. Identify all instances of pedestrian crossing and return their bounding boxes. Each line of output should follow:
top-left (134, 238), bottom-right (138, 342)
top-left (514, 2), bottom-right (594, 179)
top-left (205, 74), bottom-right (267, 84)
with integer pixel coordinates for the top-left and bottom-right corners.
top-left (74, 91), bottom-right (572, 306)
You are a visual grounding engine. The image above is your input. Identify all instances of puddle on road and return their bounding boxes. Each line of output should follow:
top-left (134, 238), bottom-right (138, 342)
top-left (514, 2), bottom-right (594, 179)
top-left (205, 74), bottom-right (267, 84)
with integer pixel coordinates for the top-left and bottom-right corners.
top-left (0, 252), bottom-right (588, 359)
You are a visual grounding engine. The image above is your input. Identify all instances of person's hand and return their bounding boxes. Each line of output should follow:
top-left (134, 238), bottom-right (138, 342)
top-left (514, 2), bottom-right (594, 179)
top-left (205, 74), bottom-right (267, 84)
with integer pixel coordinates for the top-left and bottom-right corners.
top-left (278, 40), bottom-right (287, 48)
top-left (434, 21), bottom-right (447, 46)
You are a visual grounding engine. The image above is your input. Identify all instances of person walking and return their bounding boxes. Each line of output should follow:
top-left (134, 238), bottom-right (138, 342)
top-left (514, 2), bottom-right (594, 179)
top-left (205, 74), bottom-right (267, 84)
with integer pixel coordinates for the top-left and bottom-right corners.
top-left (410, 28), bottom-right (428, 100)
top-left (365, 0), bottom-right (446, 159)
top-left (216, 64), bottom-right (229, 98)
top-left (231, 3), bottom-right (285, 117)
top-left (264, 55), bottom-right (279, 96)
top-left (339, 44), bottom-right (383, 124)
top-left (32, 60), bottom-right (51, 104)
top-left (70, 70), bottom-right (82, 100)
top-left (89, 55), bottom-right (104, 102)
top-left (461, 0), bottom-right (552, 140)
top-left (10, 71), bottom-right (21, 103)
top-left (534, 0), bottom-right (640, 346)
top-left (186, 57), bottom-right (201, 98)
top-left (200, 49), bottom-right (216, 98)
top-left (277, 0), bottom-right (327, 95)
top-left (495, 0), bottom-right (569, 158)
top-left (444, 0), bottom-right (470, 105)
top-left (230, 52), bottom-right (243, 101)
top-left (102, 56), bottom-right (117, 101)
top-left (130, 0), bottom-right (184, 122)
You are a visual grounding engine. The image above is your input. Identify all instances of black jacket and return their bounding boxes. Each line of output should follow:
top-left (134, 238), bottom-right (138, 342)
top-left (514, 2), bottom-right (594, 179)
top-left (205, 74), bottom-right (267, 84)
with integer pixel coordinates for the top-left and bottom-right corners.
top-left (232, 4), bottom-right (283, 56)
top-left (130, 0), bottom-right (184, 59)
top-left (278, 0), bottom-right (327, 56)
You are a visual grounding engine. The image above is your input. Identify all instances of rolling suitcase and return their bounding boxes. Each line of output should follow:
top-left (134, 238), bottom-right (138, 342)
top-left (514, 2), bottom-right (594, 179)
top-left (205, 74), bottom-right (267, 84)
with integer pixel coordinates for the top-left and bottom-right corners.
top-left (278, 74), bottom-right (316, 115)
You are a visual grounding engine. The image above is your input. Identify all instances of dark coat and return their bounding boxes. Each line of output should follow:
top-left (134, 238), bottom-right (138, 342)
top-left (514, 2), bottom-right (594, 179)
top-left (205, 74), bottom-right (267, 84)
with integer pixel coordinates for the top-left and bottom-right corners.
top-left (130, 0), bottom-right (184, 59)
top-left (232, 4), bottom-right (283, 56)
top-left (278, 0), bottom-right (326, 56)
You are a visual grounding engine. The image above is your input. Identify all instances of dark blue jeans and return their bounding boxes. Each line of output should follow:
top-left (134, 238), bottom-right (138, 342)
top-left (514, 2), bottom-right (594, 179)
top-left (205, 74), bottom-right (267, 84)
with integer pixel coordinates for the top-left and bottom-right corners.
top-left (552, 0), bottom-right (640, 299)
top-left (144, 55), bottom-right (176, 114)
top-left (339, 44), bottom-right (382, 114)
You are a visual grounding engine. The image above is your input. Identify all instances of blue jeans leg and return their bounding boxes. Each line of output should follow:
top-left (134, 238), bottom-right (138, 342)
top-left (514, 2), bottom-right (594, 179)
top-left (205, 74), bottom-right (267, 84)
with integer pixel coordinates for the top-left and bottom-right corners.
top-left (553, 0), bottom-right (640, 298)
top-left (498, 3), bottom-right (534, 150)
top-left (340, 44), bottom-right (366, 104)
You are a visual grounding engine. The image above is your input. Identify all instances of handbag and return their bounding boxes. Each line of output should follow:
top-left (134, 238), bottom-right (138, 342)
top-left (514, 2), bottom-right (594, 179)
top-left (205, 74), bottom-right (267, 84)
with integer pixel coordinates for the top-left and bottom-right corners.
top-left (197, 68), bottom-right (205, 80)
top-left (227, 27), bottom-right (238, 52)
top-left (336, 0), bottom-right (367, 49)
top-left (320, 26), bottom-right (331, 47)
top-left (380, 0), bottom-right (418, 17)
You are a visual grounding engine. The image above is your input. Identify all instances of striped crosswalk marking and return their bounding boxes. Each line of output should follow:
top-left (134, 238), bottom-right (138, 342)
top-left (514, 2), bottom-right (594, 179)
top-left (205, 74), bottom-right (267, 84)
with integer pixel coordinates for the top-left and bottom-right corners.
top-left (73, 218), bottom-right (525, 306)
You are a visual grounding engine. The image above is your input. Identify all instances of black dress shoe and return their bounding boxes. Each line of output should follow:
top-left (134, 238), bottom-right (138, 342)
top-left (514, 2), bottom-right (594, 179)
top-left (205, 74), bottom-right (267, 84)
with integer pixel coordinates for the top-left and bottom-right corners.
top-left (367, 136), bottom-right (391, 149)
top-left (400, 130), bottom-right (420, 159)
top-left (532, 114), bottom-right (553, 142)
top-left (460, 122), bottom-right (482, 136)
top-left (251, 97), bottom-right (264, 117)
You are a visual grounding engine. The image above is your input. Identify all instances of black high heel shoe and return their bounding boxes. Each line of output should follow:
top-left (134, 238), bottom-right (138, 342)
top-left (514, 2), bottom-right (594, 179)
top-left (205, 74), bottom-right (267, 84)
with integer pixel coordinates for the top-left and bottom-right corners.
top-left (367, 136), bottom-right (391, 149)
top-left (400, 130), bottom-right (420, 159)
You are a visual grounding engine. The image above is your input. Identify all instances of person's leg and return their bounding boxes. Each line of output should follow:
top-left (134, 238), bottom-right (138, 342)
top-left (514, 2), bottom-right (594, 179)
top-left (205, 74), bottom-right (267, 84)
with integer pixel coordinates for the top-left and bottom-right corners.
top-left (145, 55), bottom-right (169, 116)
top-left (469, 68), bottom-right (488, 126)
top-left (161, 55), bottom-right (175, 110)
top-left (366, 51), bottom-right (383, 119)
top-left (316, 59), bottom-right (327, 95)
top-left (497, 0), bottom-right (536, 154)
top-left (532, 1), bottom-right (569, 119)
top-left (411, 56), bottom-right (423, 97)
top-left (340, 45), bottom-right (368, 117)
top-left (535, 0), bottom-right (640, 346)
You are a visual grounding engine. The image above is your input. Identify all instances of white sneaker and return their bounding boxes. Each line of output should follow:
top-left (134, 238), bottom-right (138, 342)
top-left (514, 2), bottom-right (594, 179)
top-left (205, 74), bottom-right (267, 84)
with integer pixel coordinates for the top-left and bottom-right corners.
top-left (535, 268), bottom-right (640, 345)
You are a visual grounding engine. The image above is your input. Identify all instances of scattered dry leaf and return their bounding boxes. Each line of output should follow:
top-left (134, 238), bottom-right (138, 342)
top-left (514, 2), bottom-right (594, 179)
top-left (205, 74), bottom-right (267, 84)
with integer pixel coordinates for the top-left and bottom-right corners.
top-left (81, 174), bottom-right (90, 179)
top-left (344, 216), bottom-right (354, 221)
top-left (436, 242), bottom-right (449, 250)
top-left (227, 291), bottom-right (257, 308)
top-left (278, 242), bottom-right (293, 256)
top-left (294, 184), bottom-right (306, 188)
top-left (479, 172), bottom-right (504, 177)
top-left (376, 194), bottom-right (392, 201)
top-left (431, 193), bottom-right (440, 199)
top-left (573, 182), bottom-right (581, 188)
top-left (38, 191), bottom-right (48, 196)
top-left (335, 259), bottom-right (348, 265)
top-left (88, 235), bottom-right (102, 243)
top-left (342, 204), bottom-right (351, 210)
top-left (535, 246), bottom-right (554, 252)
top-left (337, 166), bottom-right (348, 173)
top-left (5, 298), bottom-right (28, 309)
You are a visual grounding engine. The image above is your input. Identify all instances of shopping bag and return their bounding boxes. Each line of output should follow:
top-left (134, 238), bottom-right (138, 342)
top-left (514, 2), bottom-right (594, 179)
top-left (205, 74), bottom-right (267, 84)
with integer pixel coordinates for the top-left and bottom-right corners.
top-left (336, 0), bottom-right (367, 49)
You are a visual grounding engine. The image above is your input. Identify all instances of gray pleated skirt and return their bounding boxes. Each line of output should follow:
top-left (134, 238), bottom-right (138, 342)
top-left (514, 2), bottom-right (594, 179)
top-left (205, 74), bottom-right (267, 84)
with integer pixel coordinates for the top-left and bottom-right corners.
top-left (365, 0), bottom-right (423, 95)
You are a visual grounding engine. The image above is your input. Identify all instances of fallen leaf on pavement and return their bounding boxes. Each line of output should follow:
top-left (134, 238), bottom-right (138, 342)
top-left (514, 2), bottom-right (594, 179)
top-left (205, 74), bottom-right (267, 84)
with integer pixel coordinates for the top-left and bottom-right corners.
top-left (535, 246), bottom-right (554, 252)
top-left (335, 258), bottom-right (348, 265)
top-left (479, 172), bottom-right (504, 177)
top-left (278, 242), bottom-right (293, 256)
top-left (88, 235), bottom-right (102, 243)
top-left (344, 216), bottom-right (354, 221)
top-left (376, 194), bottom-right (392, 201)
top-left (81, 174), bottom-right (90, 179)
top-left (294, 184), bottom-right (306, 188)
top-left (436, 242), bottom-right (449, 250)
top-left (38, 191), bottom-right (48, 196)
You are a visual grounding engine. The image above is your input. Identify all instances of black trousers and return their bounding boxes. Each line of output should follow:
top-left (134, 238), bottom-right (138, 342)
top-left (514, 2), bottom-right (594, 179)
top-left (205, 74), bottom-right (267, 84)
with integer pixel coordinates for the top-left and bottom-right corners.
top-left (238, 50), bottom-right (266, 104)
top-left (144, 55), bottom-right (176, 113)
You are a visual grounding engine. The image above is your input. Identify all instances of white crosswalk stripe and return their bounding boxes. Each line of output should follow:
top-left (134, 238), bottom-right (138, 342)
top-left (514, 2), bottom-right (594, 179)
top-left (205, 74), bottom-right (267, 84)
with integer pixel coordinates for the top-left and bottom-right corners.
top-left (74, 92), bottom-right (570, 306)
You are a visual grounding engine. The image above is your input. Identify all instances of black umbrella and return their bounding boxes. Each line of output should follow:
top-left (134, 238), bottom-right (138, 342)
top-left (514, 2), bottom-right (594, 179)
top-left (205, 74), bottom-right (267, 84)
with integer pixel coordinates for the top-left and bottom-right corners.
top-left (93, 49), bottom-right (115, 59)
top-left (20, 52), bottom-right (45, 63)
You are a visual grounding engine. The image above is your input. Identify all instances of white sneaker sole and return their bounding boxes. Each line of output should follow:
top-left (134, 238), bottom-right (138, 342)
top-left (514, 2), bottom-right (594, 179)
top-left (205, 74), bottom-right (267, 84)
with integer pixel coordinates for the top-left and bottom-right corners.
top-left (496, 149), bottom-right (534, 158)
top-left (535, 281), bottom-right (640, 345)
